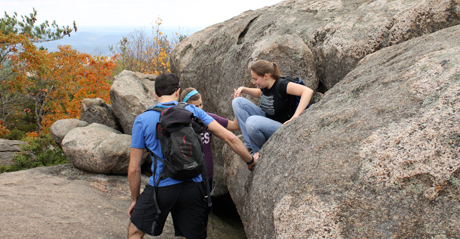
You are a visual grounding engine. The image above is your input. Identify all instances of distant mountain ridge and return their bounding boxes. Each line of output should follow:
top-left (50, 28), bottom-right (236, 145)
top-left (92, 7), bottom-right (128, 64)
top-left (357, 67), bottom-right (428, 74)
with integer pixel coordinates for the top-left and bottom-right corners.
top-left (35, 25), bottom-right (200, 56)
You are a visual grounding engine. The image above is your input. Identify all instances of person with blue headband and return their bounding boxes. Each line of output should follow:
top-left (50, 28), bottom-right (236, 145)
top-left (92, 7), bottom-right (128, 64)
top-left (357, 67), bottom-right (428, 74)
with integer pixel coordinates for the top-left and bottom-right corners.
top-left (180, 87), bottom-right (240, 232)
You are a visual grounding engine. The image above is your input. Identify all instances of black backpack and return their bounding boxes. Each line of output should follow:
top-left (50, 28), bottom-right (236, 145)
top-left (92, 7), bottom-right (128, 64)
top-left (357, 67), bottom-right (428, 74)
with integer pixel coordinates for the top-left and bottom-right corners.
top-left (145, 102), bottom-right (207, 184)
top-left (276, 76), bottom-right (311, 117)
top-left (145, 102), bottom-right (212, 234)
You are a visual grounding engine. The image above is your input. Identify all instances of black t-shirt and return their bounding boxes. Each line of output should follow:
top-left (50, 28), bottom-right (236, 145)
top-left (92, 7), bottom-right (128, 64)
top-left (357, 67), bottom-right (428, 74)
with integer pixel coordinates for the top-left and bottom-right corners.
top-left (260, 79), bottom-right (291, 123)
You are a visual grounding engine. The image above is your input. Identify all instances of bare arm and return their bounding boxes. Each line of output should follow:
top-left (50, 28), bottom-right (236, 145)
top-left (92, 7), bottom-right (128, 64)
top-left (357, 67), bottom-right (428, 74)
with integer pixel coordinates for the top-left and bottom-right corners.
top-left (226, 117), bottom-right (240, 131)
top-left (234, 87), bottom-right (262, 99)
top-left (207, 120), bottom-right (258, 170)
top-left (128, 147), bottom-right (144, 216)
top-left (283, 82), bottom-right (314, 125)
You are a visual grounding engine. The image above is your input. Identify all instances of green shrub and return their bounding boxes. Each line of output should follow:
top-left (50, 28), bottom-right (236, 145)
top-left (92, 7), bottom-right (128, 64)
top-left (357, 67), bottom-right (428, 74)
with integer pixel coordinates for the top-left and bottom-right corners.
top-left (0, 133), bottom-right (67, 173)
top-left (0, 165), bottom-right (8, 173)
top-left (3, 128), bottom-right (26, 140)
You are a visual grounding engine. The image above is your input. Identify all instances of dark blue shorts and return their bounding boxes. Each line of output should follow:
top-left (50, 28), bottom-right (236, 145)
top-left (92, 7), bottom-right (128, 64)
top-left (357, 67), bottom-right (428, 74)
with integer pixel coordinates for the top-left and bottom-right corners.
top-left (130, 181), bottom-right (207, 238)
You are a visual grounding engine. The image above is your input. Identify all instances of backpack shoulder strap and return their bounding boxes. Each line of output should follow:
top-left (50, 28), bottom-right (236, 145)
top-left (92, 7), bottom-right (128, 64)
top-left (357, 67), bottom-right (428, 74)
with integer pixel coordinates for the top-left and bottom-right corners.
top-left (145, 106), bottom-right (163, 113)
top-left (177, 102), bottom-right (188, 109)
top-left (276, 76), bottom-right (303, 99)
top-left (276, 77), bottom-right (289, 100)
top-left (145, 102), bottom-right (178, 113)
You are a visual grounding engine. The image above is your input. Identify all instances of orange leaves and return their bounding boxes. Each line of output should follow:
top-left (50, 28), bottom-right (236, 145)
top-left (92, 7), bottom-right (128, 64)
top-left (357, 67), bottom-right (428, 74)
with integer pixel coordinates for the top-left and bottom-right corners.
top-left (111, 18), bottom-right (181, 75)
top-left (3, 32), bottom-right (117, 135)
top-left (26, 131), bottom-right (38, 138)
top-left (0, 122), bottom-right (10, 138)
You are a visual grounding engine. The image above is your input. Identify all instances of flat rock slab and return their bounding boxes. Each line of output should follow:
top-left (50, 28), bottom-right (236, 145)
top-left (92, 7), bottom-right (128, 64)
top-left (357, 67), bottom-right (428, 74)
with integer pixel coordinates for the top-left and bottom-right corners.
top-left (0, 164), bottom-right (245, 239)
top-left (0, 139), bottom-right (26, 166)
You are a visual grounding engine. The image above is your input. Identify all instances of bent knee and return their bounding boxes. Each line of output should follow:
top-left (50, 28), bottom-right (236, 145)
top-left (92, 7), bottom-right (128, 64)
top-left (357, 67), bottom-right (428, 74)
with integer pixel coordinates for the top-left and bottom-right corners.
top-left (246, 116), bottom-right (262, 132)
top-left (232, 97), bottom-right (244, 109)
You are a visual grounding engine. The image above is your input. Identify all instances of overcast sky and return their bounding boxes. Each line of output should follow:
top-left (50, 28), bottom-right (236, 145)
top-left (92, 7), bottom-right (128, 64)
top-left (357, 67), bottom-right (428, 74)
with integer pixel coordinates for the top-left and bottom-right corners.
top-left (1, 0), bottom-right (283, 29)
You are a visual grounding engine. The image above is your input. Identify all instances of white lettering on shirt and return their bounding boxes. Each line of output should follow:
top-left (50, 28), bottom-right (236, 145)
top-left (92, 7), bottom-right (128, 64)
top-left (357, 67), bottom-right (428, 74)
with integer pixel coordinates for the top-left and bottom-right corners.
top-left (201, 132), bottom-right (210, 144)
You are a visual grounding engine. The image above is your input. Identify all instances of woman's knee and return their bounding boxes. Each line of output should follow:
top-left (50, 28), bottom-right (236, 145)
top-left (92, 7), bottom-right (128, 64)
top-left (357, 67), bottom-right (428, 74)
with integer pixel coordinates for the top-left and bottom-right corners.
top-left (246, 116), bottom-right (262, 132)
top-left (232, 97), bottom-right (246, 110)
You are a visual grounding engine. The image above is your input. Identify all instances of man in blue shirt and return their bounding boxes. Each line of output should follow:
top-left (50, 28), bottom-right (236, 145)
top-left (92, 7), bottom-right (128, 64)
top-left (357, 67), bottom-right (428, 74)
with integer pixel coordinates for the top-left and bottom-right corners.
top-left (128, 73), bottom-right (258, 239)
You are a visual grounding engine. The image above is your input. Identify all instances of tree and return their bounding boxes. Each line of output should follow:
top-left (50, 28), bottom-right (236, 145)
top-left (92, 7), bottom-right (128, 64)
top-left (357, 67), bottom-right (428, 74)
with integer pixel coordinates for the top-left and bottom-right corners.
top-left (0, 9), bottom-right (116, 172)
top-left (0, 8), bottom-right (77, 43)
top-left (10, 43), bottom-right (116, 135)
top-left (109, 18), bottom-right (186, 75)
top-left (0, 9), bottom-right (78, 134)
top-left (0, 33), bottom-right (32, 134)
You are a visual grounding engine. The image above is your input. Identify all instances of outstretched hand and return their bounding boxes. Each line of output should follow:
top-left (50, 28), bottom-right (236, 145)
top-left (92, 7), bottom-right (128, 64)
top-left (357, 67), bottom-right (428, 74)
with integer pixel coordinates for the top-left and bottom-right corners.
top-left (233, 87), bottom-right (244, 99)
top-left (247, 152), bottom-right (260, 171)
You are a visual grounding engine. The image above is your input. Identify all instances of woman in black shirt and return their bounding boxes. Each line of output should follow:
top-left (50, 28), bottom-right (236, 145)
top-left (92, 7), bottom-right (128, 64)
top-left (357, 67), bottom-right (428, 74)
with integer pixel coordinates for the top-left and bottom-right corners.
top-left (232, 60), bottom-right (313, 153)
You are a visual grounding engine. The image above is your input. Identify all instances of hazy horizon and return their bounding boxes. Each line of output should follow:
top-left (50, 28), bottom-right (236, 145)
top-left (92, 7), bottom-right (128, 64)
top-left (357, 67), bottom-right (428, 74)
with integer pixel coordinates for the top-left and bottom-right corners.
top-left (35, 25), bottom-right (203, 56)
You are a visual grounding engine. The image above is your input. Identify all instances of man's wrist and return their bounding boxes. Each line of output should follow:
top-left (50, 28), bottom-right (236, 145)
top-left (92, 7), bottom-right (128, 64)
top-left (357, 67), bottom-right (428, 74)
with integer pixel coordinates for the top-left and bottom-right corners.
top-left (246, 155), bottom-right (254, 165)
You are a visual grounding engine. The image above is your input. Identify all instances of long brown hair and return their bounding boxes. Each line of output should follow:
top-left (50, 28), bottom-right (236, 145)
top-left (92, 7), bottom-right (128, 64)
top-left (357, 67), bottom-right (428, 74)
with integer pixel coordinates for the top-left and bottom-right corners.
top-left (250, 60), bottom-right (280, 79)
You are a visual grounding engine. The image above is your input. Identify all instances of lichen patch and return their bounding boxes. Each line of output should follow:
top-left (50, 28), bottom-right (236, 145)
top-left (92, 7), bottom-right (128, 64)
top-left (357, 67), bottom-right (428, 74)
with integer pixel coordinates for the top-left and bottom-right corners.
top-left (360, 51), bottom-right (460, 188)
top-left (273, 194), bottom-right (343, 239)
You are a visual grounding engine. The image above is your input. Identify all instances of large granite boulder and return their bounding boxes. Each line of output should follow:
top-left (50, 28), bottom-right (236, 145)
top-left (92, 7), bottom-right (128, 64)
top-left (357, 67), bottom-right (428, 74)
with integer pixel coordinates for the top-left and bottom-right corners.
top-left (171, 0), bottom-right (459, 198)
top-left (0, 139), bottom-right (26, 166)
top-left (80, 98), bottom-right (123, 133)
top-left (249, 34), bottom-right (318, 90)
top-left (61, 123), bottom-right (134, 174)
top-left (171, 0), bottom-right (460, 119)
top-left (50, 119), bottom-right (89, 147)
top-left (110, 70), bottom-right (157, 135)
top-left (223, 24), bottom-right (460, 238)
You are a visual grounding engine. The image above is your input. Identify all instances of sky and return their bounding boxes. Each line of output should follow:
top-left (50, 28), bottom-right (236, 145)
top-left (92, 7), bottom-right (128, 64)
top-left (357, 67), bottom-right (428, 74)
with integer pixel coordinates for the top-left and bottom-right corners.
top-left (1, 0), bottom-right (284, 29)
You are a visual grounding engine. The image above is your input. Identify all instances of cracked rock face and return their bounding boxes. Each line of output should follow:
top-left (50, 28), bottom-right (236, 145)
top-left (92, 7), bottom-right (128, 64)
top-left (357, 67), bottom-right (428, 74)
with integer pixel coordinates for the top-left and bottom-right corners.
top-left (223, 25), bottom-right (460, 238)
top-left (171, 0), bottom-right (460, 119)
top-left (170, 0), bottom-right (460, 210)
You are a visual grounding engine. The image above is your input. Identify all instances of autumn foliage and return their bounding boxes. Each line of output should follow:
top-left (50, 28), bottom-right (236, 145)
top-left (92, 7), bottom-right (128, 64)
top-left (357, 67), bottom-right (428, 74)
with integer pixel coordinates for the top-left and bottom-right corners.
top-left (1, 9), bottom-right (184, 172)
top-left (1, 32), bottom-right (117, 135)
top-left (110, 18), bottom-right (184, 75)
top-left (0, 122), bottom-right (8, 137)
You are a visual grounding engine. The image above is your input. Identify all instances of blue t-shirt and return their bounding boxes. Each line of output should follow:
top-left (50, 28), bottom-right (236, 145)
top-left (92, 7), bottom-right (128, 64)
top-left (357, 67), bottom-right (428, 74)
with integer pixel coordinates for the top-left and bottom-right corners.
top-left (130, 101), bottom-right (214, 187)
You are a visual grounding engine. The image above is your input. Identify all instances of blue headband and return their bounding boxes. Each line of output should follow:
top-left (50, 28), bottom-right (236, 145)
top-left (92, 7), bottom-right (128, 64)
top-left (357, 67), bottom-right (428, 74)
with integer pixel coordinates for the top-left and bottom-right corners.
top-left (182, 90), bottom-right (199, 103)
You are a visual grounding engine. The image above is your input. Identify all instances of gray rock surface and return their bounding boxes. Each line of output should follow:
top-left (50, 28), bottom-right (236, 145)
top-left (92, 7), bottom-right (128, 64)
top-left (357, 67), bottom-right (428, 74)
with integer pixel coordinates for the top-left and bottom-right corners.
top-left (212, 134), bottom-right (245, 197)
top-left (80, 98), bottom-right (123, 132)
top-left (212, 163), bottom-right (228, 196)
top-left (110, 70), bottom-right (157, 135)
top-left (61, 123), bottom-right (133, 174)
top-left (39, 0), bottom-right (460, 237)
top-left (0, 164), bottom-right (246, 239)
top-left (0, 139), bottom-right (26, 166)
top-left (223, 24), bottom-right (460, 238)
top-left (50, 119), bottom-right (89, 147)
top-left (171, 0), bottom-right (460, 119)
top-left (171, 0), bottom-right (459, 200)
